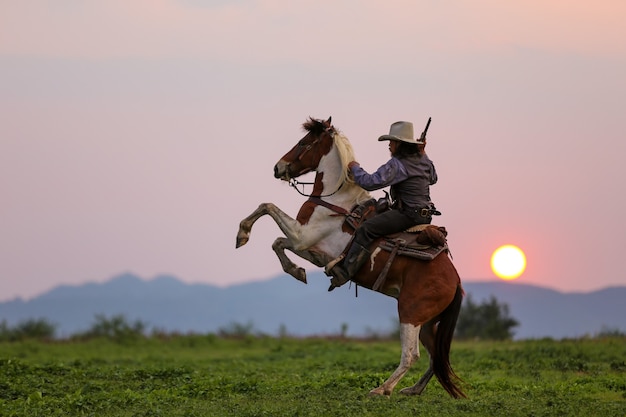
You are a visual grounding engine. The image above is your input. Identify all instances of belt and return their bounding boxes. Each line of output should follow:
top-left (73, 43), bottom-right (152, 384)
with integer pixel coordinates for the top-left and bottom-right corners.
top-left (414, 207), bottom-right (442, 217)
top-left (397, 201), bottom-right (442, 217)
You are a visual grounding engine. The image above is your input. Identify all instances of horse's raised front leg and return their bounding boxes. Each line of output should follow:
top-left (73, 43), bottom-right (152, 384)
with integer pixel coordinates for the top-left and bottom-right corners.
top-left (271, 237), bottom-right (333, 283)
top-left (237, 203), bottom-right (319, 282)
top-left (272, 237), bottom-right (307, 283)
top-left (236, 202), bottom-right (305, 248)
top-left (237, 203), bottom-right (272, 248)
top-left (369, 323), bottom-right (421, 397)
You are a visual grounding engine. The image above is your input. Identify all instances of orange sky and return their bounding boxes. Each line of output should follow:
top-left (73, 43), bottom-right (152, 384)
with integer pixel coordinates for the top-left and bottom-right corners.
top-left (1, 1), bottom-right (625, 300)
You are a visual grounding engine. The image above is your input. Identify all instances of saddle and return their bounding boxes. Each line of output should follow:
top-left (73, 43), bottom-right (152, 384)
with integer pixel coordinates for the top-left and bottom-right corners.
top-left (342, 199), bottom-right (450, 291)
top-left (381, 225), bottom-right (449, 261)
top-left (344, 199), bottom-right (448, 258)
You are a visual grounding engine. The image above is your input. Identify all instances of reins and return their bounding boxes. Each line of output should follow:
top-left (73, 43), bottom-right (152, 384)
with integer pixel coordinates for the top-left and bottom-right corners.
top-left (287, 126), bottom-right (351, 216)
top-left (288, 179), bottom-right (350, 216)
top-left (288, 178), bottom-right (344, 198)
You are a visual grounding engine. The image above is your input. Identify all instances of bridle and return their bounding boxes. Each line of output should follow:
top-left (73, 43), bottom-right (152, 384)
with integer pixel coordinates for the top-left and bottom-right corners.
top-left (286, 128), bottom-right (350, 215)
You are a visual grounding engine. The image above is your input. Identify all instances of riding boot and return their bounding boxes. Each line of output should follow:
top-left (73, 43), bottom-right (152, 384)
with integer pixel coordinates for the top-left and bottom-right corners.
top-left (327, 243), bottom-right (370, 292)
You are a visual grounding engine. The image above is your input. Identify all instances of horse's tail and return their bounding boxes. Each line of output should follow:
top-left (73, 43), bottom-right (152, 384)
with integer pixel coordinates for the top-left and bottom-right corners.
top-left (432, 284), bottom-right (466, 399)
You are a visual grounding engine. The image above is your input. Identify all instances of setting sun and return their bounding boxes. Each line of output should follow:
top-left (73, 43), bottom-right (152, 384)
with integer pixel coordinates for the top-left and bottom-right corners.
top-left (490, 245), bottom-right (527, 280)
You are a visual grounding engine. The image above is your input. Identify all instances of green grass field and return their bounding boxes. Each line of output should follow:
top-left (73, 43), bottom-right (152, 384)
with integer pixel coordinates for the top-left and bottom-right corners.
top-left (1, 335), bottom-right (625, 416)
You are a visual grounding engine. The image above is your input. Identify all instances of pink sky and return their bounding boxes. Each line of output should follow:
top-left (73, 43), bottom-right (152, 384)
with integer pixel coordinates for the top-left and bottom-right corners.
top-left (1, 1), bottom-right (625, 301)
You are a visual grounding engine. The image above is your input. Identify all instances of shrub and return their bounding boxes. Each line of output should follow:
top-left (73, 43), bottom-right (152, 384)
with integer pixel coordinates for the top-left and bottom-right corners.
top-left (455, 294), bottom-right (519, 340)
top-left (0, 318), bottom-right (56, 341)
top-left (73, 314), bottom-right (147, 342)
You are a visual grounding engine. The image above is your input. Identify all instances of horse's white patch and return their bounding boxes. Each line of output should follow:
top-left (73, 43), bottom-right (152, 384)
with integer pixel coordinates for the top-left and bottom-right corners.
top-left (370, 247), bottom-right (382, 271)
top-left (399, 323), bottom-right (421, 361)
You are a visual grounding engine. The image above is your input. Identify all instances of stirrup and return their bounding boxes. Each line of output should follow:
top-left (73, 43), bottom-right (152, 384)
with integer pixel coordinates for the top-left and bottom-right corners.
top-left (324, 254), bottom-right (345, 275)
top-left (327, 265), bottom-right (350, 292)
top-left (328, 276), bottom-right (348, 292)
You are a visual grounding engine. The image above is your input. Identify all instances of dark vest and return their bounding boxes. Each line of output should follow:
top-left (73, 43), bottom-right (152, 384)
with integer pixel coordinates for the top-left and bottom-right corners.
top-left (390, 154), bottom-right (437, 209)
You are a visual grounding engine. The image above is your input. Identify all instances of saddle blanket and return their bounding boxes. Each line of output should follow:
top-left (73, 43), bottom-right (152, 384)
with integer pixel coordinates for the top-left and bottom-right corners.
top-left (378, 225), bottom-right (449, 261)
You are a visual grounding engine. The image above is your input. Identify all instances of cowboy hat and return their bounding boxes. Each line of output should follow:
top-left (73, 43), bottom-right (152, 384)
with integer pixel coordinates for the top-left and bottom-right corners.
top-left (378, 121), bottom-right (423, 144)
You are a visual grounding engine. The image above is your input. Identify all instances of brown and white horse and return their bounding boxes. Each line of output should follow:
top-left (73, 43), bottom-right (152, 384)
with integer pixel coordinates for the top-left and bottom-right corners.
top-left (236, 117), bottom-right (465, 398)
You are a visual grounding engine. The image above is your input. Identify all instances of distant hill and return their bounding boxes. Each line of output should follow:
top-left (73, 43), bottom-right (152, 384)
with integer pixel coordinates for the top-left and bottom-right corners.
top-left (1, 272), bottom-right (624, 339)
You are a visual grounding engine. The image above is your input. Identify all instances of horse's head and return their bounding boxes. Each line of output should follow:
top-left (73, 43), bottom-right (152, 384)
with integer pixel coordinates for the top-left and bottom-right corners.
top-left (274, 117), bottom-right (336, 181)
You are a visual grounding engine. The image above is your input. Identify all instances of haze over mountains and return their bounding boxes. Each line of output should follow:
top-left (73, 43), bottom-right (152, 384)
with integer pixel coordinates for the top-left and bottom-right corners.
top-left (1, 273), bottom-right (624, 340)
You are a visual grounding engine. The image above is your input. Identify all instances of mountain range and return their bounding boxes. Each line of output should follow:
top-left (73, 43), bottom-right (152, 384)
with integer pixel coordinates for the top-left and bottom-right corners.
top-left (1, 272), bottom-right (624, 340)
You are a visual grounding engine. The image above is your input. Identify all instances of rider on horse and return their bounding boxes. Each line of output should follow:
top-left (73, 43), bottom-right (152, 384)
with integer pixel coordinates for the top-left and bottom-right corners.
top-left (326, 120), bottom-right (440, 291)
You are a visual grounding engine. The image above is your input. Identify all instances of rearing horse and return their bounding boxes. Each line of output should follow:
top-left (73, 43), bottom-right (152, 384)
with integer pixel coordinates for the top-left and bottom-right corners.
top-left (236, 117), bottom-right (465, 398)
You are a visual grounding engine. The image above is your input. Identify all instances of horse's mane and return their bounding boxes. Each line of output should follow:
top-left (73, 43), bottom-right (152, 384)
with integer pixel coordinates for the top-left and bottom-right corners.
top-left (303, 118), bottom-right (371, 202)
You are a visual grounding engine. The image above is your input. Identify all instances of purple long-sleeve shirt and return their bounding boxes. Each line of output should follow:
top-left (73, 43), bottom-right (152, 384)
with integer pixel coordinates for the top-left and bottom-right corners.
top-left (350, 155), bottom-right (437, 209)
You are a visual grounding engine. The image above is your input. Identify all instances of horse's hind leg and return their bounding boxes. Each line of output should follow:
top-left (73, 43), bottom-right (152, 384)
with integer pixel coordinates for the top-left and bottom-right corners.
top-left (369, 323), bottom-right (420, 397)
top-left (400, 321), bottom-right (436, 396)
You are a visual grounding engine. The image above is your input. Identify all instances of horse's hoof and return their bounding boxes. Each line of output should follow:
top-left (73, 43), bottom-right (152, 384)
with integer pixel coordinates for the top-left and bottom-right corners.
top-left (368, 387), bottom-right (389, 397)
top-left (235, 235), bottom-right (249, 248)
top-left (399, 387), bottom-right (420, 396)
top-left (294, 268), bottom-right (307, 284)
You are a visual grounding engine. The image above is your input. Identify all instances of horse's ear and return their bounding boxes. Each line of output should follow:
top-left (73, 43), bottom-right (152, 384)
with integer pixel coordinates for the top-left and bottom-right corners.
top-left (324, 117), bottom-right (335, 135)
